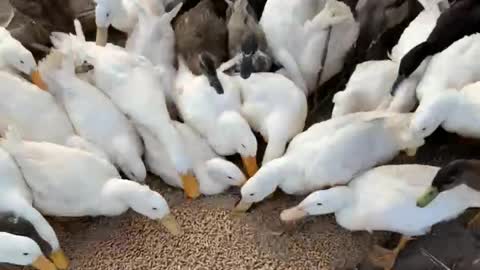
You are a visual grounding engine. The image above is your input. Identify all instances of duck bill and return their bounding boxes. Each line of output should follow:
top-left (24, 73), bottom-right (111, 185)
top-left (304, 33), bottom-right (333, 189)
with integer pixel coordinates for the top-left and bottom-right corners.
top-left (241, 156), bottom-right (258, 177)
top-left (49, 249), bottom-right (69, 270)
top-left (416, 187), bottom-right (439, 208)
top-left (96, 27), bottom-right (109, 46)
top-left (32, 255), bottom-right (57, 270)
top-left (180, 173), bottom-right (200, 199)
top-left (280, 207), bottom-right (307, 222)
top-left (159, 213), bottom-right (182, 236)
top-left (233, 199), bottom-right (253, 212)
top-left (240, 54), bottom-right (253, 79)
top-left (31, 70), bottom-right (48, 91)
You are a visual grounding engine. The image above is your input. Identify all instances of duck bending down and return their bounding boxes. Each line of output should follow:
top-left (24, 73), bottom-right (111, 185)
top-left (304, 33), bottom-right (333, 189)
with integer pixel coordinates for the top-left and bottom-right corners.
top-left (125, 2), bottom-right (183, 104)
top-left (332, 0), bottom-right (444, 117)
top-left (236, 72), bottom-right (307, 165)
top-left (0, 147), bottom-right (68, 269)
top-left (51, 24), bottom-right (200, 198)
top-left (0, 27), bottom-right (47, 90)
top-left (0, 232), bottom-right (57, 270)
top-left (94, 0), bottom-right (167, 45)
top-left (175, 54), bottom-right (258, 177)
top-left (0, 127), bottom-right (181, 236)
top-left (281, 164), bottom-right (480, 270)
top-left (142, 121), bottom-right (246, 195)
top-left (38, 50), bottom-right (147, 183)
top-left (225, 0), bottom-right (272, 78)
top-left (0, 71), bottom-right (106, 159)
top-left (260, 0), bottom-right (359, 95)
top-left (391, 0), bottom-right (480, 95)
top-left (417, 159), bottom-right (480, 229)
top-left (411, 82), bottom-right (480, 140)
top-left (235, 112), bottom-right (425, 211)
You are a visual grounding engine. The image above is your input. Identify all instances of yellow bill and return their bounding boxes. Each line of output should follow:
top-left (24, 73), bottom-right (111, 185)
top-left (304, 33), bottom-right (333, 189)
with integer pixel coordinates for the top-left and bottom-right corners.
top-left (49, 249), bottom-right (69, 270)
top-left (32, 255), bottom-right (57, 270)
top-left (242, 156), bottom-right (258, 177)
top-left (96, 27), bottom-right (109, 46)
top-left (180, 173), bottom-right (200, 199)
top-left (31, 70), bottom-right (48, 91)
top-left (233, 199), bottom-right (253, 212)
top-left (159, 213), bottom-right (182, 236)
top-left (280, 207), bottom-right (307, 222)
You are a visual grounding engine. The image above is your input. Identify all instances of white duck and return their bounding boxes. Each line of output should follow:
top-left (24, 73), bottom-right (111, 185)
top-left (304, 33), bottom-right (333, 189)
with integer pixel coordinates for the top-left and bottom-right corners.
top-left (260, 0), bottom-right (359, 95)
top-left (331, 0), bottom-right (445, 118)
top-left (38, 50), bottom-right (147, 182)
top-left (0, 147), bottom-right (68, 269)
top-left (175, 54), bottom-right (259, 178)
top-left (94, 0), bottom-right (167, 45)
top-left (235, 112), bottom-right (425, 211)
top-left (0, 71), bottom-right (106, 158)
top-left (411, 82), bottom-right (480, 139)
top-left (125, 2), bottom-right (182, 111)
top-left (0, 27), bottom-right (47, 90)
top-left (0, 232), bottom-right (57, 270)
top-left (281, 164), bottom-right (480, 269)
top-left (416, 33), bottom-right (480, 102)
top-left (0, 127), bottom-right (181, 235)
top-left (142, 121), bottom-right (247, 195)
top-left (235, 72), bottom-right (308, 165)
top-left (51, 23), bottom-right (199, 198)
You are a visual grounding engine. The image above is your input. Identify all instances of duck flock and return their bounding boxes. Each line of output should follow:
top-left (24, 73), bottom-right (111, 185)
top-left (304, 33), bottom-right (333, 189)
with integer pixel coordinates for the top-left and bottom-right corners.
top-left (1, 0), bottom-right (480, 269)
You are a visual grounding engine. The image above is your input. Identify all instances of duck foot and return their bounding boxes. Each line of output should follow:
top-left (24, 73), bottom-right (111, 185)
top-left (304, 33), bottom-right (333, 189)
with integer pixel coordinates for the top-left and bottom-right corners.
top-left (368, 236), bottom-right (415, 270)
top-left (405, 148), bottom-right (417, 157)
top-left (468, 211), bottom-right (480, 229)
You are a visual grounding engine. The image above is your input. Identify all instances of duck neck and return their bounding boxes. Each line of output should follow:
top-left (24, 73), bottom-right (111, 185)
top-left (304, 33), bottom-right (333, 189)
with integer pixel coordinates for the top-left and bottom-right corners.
top-left (418, 185), bottom-right (480, 227)
top-left (254, 157), bottom-right (295, 199)
top-left (101, 179), bottom-right (141, 208)
top-left (400, 42), bottom-right (433, 78)
top-left (14, 201), bottom-right (60, 252)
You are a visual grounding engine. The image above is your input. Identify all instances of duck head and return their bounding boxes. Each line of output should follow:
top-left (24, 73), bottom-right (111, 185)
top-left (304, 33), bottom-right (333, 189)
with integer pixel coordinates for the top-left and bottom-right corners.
top-left (0, 232), bottom-right (57, 270)
top-left (94, 0), bottom-right (122, 46)
top-left (206, 158), bottom-right (247, 187)
top-left (417, 160), bottom-right (480, 207)
top-left (210, 111), bottom-right (258, 177)
top-left (280, 187), bottom-right (352, 222)
top-left (410, 90), bottom-right (458, 138)
top-left (199, 52), bottom-right (225, 94)
top-left (119, 181), bottom-right (182, 235)
top-left (0, 29), bottom-right (47, 90)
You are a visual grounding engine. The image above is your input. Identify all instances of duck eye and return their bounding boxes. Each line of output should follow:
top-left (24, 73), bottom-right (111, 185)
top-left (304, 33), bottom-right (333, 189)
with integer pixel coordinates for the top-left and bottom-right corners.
top-left (152, 207), bottom-right (158, 210)
top-left (227, 176), bottom-right (234, 180)
top-left (20, 60), bottom-right (24, 64)
top-left (249, 193), bottom-right (254, 196)
top-left (241, 144), bottom-right (246, 148)
top-left (317, 203), bottom-right (323, 206)
top-left (106, 13), bottom-right (110, 18)
top-left (23, 252), bottom-right (29, 256)
top-left (421, 127), bottom-right (427, 132)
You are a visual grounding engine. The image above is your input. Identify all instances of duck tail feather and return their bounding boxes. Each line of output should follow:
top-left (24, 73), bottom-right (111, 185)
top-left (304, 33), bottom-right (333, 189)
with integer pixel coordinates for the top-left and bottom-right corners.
top-left (73, 19), bottom-right (86, 42)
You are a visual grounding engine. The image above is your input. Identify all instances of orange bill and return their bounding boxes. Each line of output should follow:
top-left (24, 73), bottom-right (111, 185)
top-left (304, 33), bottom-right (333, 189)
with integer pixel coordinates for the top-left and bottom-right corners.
top-left (49, 249), bottom-right (69, 270)
top-left (31, 70), bottom-right (48, 91)
top-left (242, 156), bottom-right (258, 177)
top-left (32, 255), bottom-right (57, 270)
top-left (180, 173), bottom-right (200, 199)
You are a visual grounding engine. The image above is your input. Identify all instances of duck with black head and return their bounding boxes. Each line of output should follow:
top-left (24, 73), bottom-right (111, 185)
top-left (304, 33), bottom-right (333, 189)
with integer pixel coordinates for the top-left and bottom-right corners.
top-left (391, 0), bottom-right (480, 95)
top-left (0, 232), bottom-right (57, 270)
top-left (224, 0), bottom-right (272, 79)
top-left (0, 146), bottom-right (68, 269)
top-left (417, 159), bottom-right (480, 229)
